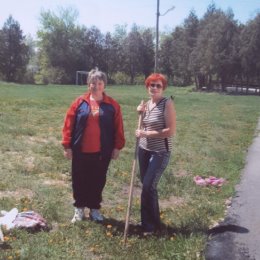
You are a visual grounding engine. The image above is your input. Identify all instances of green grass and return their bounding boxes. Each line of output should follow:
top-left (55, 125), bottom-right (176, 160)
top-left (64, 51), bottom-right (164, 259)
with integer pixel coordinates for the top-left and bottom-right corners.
top-left (0, 82), bottom-right (260, 260)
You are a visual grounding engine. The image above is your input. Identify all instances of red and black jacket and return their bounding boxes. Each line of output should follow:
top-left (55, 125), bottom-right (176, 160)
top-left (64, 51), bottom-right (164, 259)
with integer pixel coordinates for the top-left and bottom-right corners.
top-left (62, 92), bottom-right (125, 158)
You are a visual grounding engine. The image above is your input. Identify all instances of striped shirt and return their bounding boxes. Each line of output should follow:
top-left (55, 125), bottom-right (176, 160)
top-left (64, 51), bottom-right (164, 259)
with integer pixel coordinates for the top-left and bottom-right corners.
top-left (139, 97), bottom-right (172, 152)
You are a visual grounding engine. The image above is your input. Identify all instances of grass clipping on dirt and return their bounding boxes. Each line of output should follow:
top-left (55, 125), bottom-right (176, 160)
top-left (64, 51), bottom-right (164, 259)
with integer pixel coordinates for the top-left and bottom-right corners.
top-left (0, 83), bottom-right (260, 260)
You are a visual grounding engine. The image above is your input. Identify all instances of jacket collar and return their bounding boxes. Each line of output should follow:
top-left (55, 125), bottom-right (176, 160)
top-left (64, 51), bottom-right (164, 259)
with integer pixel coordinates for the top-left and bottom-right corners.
top-left (82, 92), bottom-right (109, 103)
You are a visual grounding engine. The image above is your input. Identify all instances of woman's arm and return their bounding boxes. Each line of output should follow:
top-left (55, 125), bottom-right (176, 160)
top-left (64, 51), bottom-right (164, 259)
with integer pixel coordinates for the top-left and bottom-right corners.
top-left (62, 97), bottom-right (82, 158)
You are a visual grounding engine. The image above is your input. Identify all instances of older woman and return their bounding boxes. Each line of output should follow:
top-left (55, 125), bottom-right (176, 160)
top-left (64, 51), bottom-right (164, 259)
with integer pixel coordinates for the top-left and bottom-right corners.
top-left (135, 73), bottom-right (176, 234)
top-left (62, 68), bottom-right (125, 223)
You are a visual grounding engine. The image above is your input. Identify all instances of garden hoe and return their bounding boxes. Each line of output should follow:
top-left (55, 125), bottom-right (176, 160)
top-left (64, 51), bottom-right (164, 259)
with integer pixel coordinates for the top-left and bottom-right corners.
top-left (123, 101), bottom-right (143, 245)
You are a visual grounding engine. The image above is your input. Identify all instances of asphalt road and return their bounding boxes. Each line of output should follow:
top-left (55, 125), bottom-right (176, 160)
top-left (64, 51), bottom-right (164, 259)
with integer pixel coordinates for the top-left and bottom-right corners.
top-left (205, 118), bottom-right (260, 260)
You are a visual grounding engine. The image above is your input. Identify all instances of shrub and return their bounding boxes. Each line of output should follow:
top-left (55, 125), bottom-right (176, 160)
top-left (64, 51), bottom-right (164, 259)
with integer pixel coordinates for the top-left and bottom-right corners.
top-left (112, 72), bottom-right (130, 85)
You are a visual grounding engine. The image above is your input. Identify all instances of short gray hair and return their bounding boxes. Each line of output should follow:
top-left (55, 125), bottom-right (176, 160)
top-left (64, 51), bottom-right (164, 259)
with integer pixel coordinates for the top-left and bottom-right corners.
top-left (87, 68), bottom-right (107, 85)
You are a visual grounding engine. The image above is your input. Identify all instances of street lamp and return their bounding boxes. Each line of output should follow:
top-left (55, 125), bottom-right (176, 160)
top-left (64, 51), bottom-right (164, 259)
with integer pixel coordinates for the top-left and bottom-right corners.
top-left (154, 0), bottom-right (175, 73)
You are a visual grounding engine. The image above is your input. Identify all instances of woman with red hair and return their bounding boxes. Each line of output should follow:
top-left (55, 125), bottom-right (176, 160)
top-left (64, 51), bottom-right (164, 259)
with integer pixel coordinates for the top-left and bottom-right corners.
top-left (135, 73), bottom-right (176, 235)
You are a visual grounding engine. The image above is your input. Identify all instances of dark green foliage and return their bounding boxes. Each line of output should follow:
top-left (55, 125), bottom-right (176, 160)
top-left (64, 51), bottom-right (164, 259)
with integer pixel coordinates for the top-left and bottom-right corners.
top-left (239, 14), bottom-right (260, 81)
top-left (0, 16), bottom-right (30, 82)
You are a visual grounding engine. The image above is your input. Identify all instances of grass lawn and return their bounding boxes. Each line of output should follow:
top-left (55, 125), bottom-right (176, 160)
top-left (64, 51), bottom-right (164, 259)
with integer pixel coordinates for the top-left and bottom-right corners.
top-left (0, 82), bottom-right (260, 260)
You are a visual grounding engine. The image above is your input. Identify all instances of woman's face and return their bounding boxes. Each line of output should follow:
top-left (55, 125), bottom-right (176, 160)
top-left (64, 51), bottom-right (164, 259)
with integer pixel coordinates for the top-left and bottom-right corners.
top-left (147, 80), bottom-right (164, 98)
top-left (89, 79), bottom-right (105, 94)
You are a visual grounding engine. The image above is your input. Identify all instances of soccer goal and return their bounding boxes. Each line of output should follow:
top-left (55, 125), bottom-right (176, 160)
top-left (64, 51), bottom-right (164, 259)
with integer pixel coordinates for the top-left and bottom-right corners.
top-left (76, 71), bottom-right (88, 85)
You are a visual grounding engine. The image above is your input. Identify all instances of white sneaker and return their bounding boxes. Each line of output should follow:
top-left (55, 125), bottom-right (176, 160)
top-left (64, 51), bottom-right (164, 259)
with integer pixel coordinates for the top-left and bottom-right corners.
top-left (71, 207), bottom-right (85, 223)
top-left (89, 209), bottom-right (104, 222)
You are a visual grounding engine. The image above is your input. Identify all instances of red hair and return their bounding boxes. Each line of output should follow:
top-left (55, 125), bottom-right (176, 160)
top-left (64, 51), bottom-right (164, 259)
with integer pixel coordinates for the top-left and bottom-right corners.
top-left (145, 73), bottom-right (168, 90)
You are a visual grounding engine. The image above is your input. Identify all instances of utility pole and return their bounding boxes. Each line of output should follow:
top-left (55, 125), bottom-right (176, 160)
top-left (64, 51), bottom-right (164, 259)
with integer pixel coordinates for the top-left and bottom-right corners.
top-left (154, 0), bottom-right (160, 73)
top-left (154, 0), bottom-right (175, 73)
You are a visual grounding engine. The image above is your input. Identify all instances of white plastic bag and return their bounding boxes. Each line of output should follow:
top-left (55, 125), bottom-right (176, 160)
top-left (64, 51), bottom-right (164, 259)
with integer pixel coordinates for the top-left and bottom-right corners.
top-left (0, 208), bottom-right (48, 231)
top-left (0, 226), bottom-right (4, 242)
top-left (0, 208), bottom-right (18, 230)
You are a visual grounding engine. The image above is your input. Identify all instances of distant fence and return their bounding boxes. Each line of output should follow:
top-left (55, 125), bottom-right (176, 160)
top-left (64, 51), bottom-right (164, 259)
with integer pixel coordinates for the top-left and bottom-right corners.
top-left (223, 83), bottom-right (260, 96)
top-left (200, 82), bottom-right (260, 96)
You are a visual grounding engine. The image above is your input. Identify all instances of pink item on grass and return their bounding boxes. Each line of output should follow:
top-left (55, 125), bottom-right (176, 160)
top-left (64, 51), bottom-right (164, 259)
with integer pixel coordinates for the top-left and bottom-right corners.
top-left (194, 176), bottom-right (225, 187)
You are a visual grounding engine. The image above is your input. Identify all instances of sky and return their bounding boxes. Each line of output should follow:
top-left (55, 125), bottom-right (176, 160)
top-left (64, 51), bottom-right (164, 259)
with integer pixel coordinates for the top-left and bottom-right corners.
top-left (0, 0), bottom-right (259, 38)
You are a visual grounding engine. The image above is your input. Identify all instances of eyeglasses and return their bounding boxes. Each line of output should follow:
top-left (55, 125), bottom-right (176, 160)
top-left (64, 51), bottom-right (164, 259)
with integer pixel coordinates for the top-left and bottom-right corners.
top-left (149, 83), bottom-right (163, 89)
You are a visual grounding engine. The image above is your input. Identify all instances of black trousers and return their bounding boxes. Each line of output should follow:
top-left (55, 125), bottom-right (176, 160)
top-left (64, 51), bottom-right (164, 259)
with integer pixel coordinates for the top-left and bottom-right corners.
top-left (71, 152), bottom-right (111, 209)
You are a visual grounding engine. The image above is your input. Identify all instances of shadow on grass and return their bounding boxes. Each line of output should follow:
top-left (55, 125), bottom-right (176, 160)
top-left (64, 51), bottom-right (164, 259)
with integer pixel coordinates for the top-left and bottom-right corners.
top-left (0, 242), bottom-right (12, 250)
top-left (99, 217), bottom-right (208, 239)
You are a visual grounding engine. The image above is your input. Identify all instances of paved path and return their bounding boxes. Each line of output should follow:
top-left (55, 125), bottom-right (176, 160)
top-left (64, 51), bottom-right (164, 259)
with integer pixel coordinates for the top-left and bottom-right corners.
top-left (205, 118), bottom-right (260, 260)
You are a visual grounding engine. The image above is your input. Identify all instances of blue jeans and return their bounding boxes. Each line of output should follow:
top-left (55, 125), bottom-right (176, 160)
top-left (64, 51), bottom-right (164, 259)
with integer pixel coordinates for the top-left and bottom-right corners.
top-left (138, 147), bottom-right (171, 232)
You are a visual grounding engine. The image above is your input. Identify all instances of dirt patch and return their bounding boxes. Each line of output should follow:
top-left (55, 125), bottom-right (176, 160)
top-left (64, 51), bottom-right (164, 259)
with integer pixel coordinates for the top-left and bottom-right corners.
top-left (121, 184), bottom-right (142, 198)
top-left (0, 189), bottom-right (34, 200)
top-left (24, 156), bottom-right (35, 171)
top-left (175, 169), bottom-right (190, 177)
top-left (160, 195), bottom-right (186, 210)
top-left (43, 179), bottom-right (69, 187)
top-left (27, 136), bottom-right (60, 145)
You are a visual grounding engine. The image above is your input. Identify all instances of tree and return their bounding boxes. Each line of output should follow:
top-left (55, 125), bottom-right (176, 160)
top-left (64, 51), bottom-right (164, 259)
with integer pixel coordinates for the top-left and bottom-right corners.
top-left (159, 34), bottom-right (174, 81)
top-left (161, 26), bottom-right (192, 86)
top-left (103, 32), bottom-right (119, 82)
top-left (24, 35), bottom-right (38, 83)
top-left (141, 28), bottom-right (154, 78)
top-left (112, 24), bottom-right (128, 74)
top-left (189, 4), bottom-right (240, 89)
top-left (184, 10), bottom-right (199, 85)
top-left (0, 15), bottom-right (29, 82)
top-left (37, 7), bottom-right (85, 84)
top-left (239, 14), bottom-right (260, 84)
top-left (159, 10), bottom-right (199, 85)
top-left (122, 24), bottom-right (144, 83)
top-left (83, 26), bottom-right (104, 72)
